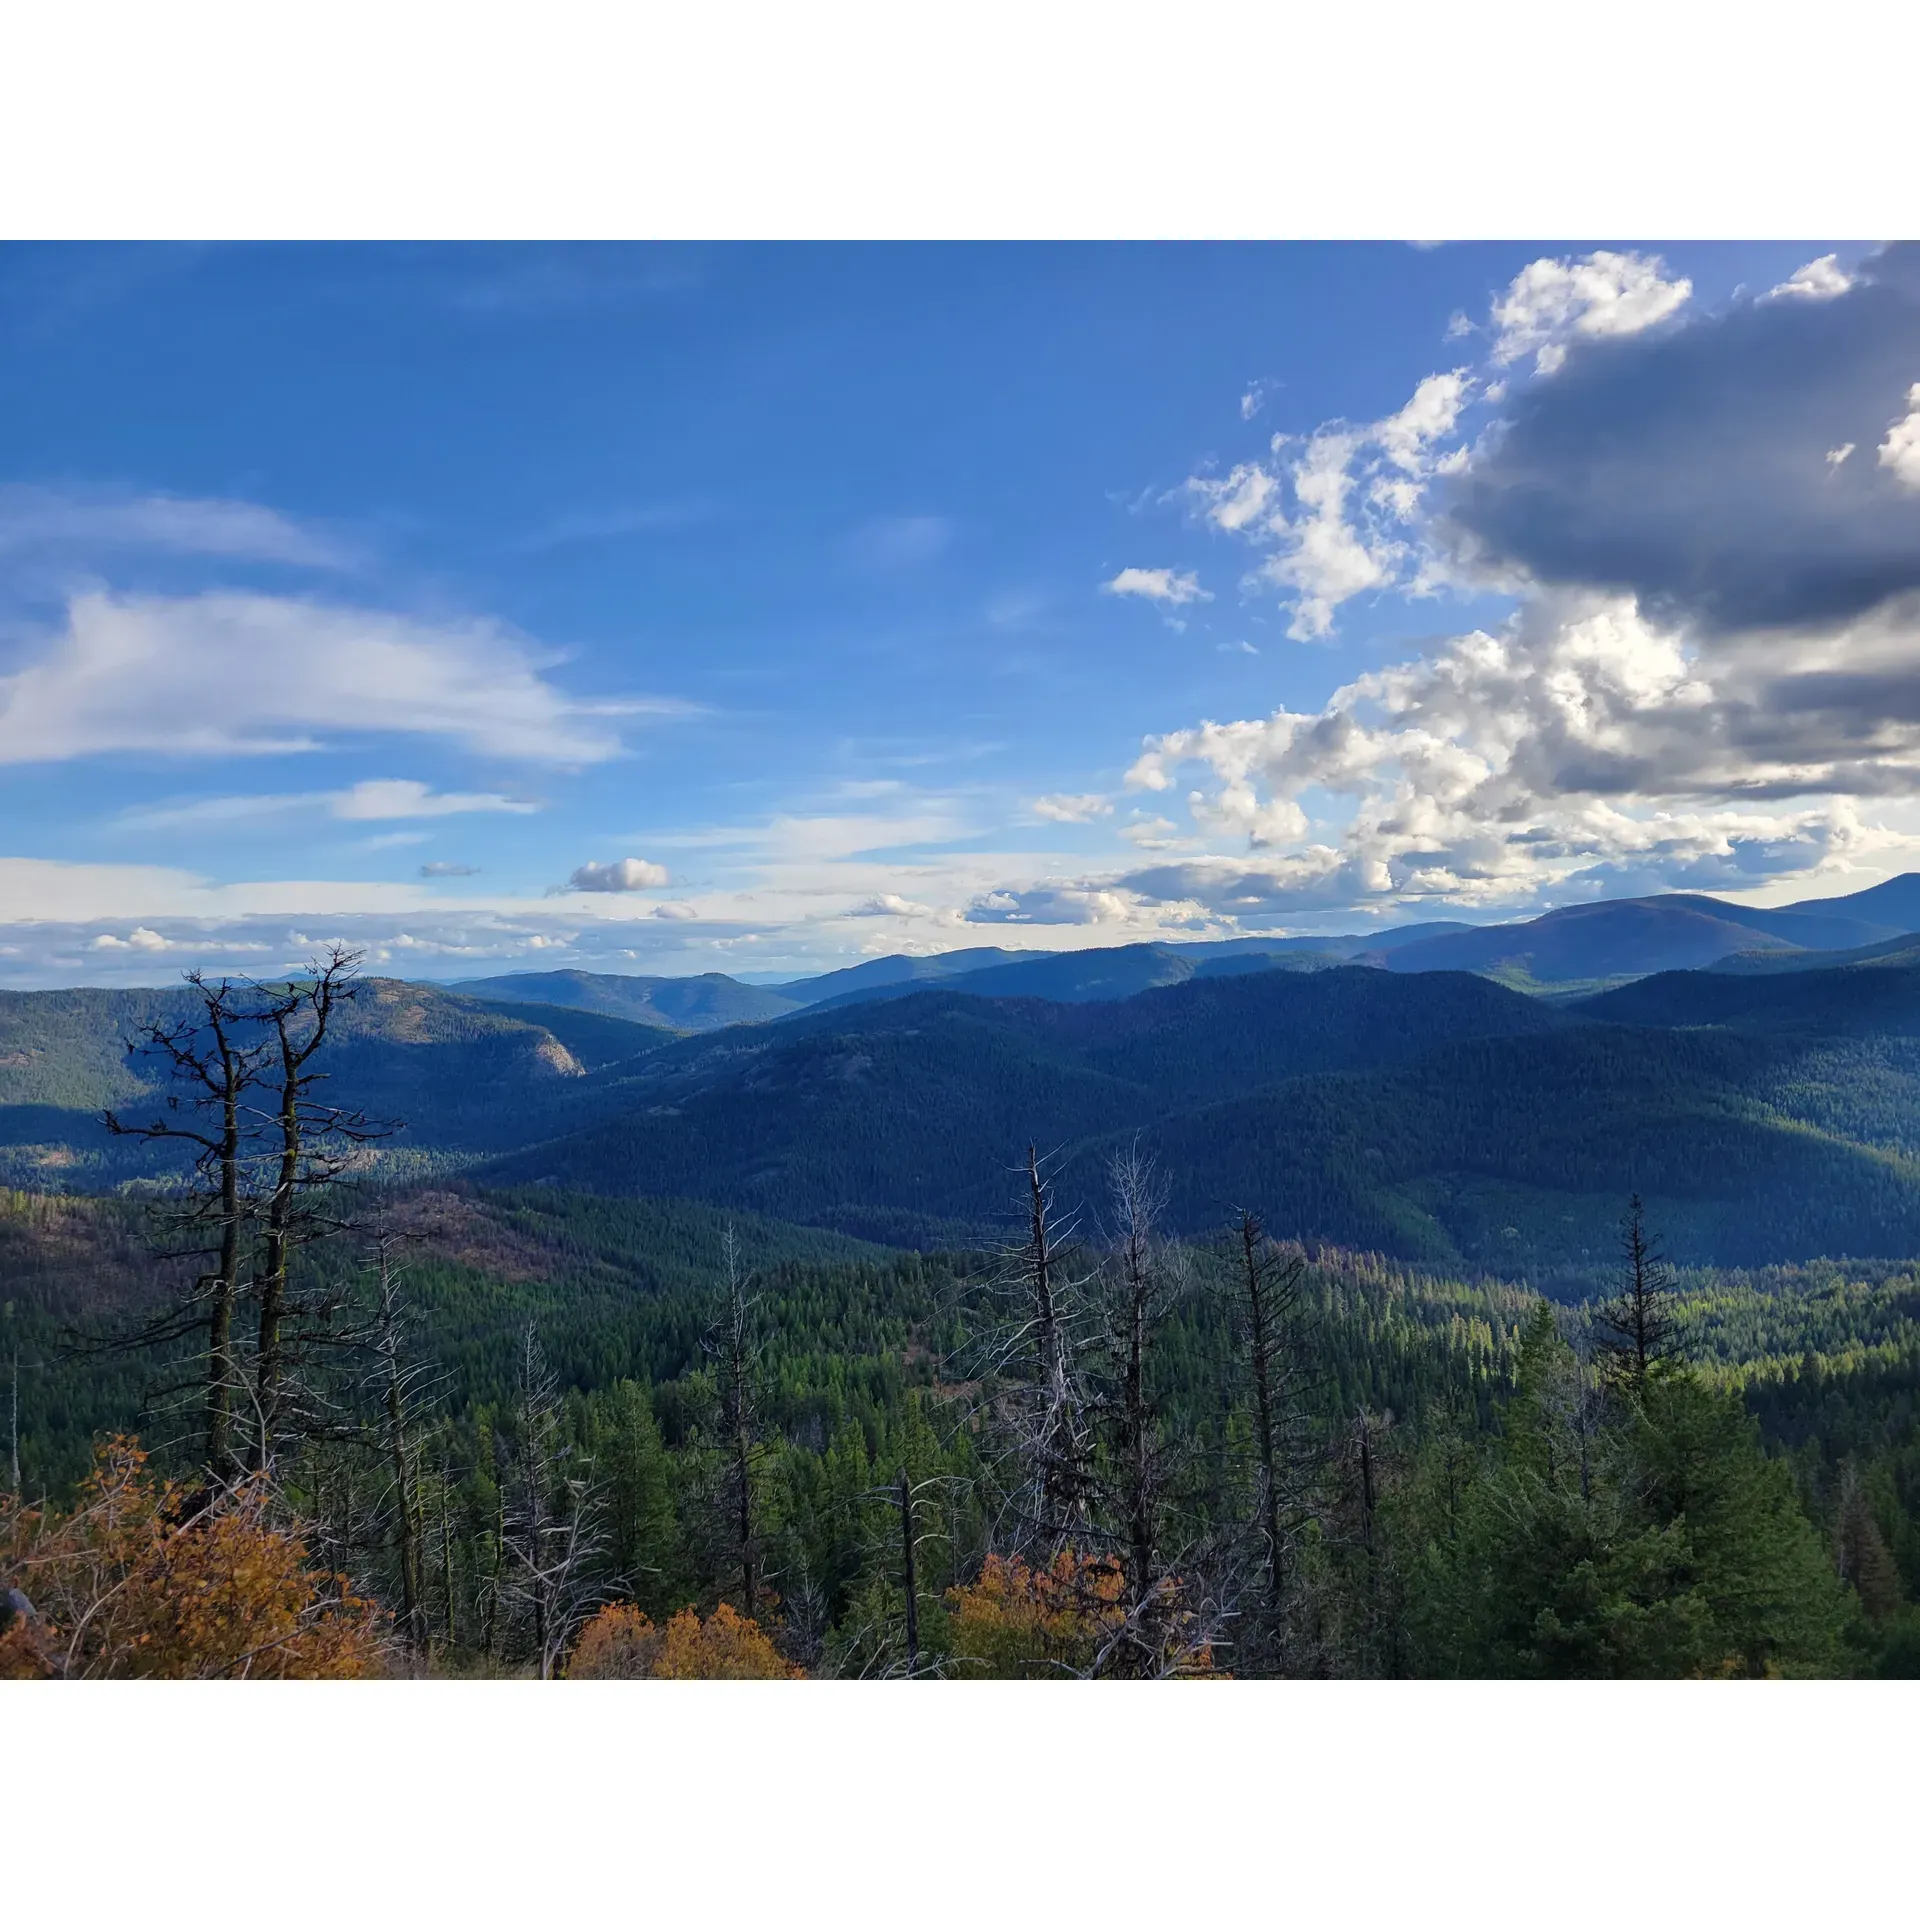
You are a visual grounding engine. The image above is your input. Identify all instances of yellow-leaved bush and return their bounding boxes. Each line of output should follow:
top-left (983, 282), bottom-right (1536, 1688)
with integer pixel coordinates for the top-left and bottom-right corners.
top-left (1, 1436), bottom-right (384, 1679)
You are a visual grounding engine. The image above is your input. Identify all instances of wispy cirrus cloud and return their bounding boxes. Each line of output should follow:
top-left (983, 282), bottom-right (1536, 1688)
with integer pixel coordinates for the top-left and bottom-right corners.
top-left (0, 591), bottom-right (683, 766)
top-left (0, 484), bottom-right (351, 568)
top-left (1031, 793), bottom-right (1112, 823)
top-left (120, 779), bottom-right (543, 832)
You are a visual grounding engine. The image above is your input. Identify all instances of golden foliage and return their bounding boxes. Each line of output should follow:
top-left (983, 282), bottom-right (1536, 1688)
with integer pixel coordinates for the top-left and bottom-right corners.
top-left (566, 1600), bottom-right (802, 1679)
top-left (947, 1552), bottom-right (1219, 1678)
top-left (0, 1437), bottom-right (384, 1679)
top-left (947, 1551), bottom-right (1121, 1678)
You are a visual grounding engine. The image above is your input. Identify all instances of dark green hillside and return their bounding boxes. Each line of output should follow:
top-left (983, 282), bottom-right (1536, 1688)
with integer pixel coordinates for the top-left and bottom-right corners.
top-left (455, 968), bottom-right (802, 1029)
top-left (0, 978), bottom-right (675, 1185)
top-left (1585, 955), bottom-right (1920, 1035)
top-left (414, 998), bottom-right (675, 1073)
top-left (472, 972), bottom-right (1920, 1269)
top-left (474, 971), bottom-right (1572, 1231)
top-left (479, 1000), bottom-right (1162, 1229)
top-left (1709, 932), bottom-right (1920, 975)
top-left (0, 985), bottom-right (203, 1110)
top-left (767, 946), bottom-right (1021, 1005)
top-left (1117, 1025), bottom-right (1920, 1266)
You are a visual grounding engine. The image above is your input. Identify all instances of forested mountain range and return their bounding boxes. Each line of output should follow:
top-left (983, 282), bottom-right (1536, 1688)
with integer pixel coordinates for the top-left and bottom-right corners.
top-left (12, 932), bottom-right (1920, 1269)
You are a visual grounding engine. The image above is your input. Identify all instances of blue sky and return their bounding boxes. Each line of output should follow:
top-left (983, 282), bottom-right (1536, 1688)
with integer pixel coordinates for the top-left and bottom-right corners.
top-left (3, 238), bottom-right (1916, 985)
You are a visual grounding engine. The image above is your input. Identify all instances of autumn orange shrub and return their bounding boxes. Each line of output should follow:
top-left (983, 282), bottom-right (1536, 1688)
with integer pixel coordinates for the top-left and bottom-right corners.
top-left (947, 1551), bottom-right (1219, 1678)
top-left (567, 1600), bottom-right (802, 1678)
top-left (947, 1551), bottom-right (1122, 1677)
top-left (0, 1437), bottom-right (384, 1679)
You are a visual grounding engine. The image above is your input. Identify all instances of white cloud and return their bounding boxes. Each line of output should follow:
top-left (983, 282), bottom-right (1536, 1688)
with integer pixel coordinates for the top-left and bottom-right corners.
top-left (1179, 369), bottom-right (1477, 641)
top-left (1766, 255), bottom-right (1854, 302)
top-left (848, 893), bottom-right (930, 917)
top-left (1489, 250), bottom-right (1692, 374)
top-left (91, 925), bottom-right (171, 951)
top-left (1255, 429), bottom-right (1395, 639)
top-left (0, 486), bottom-right (348, 568)
top-left (1102, 567), bottom-right (1211, 605)
top-left (1828, 443), bottom-right (1857, 468)
top-left (1187, 463), bottom-right (1279, 534)
top-left (1239, 378), bottom-right (1280, 420)
top-left (1125, 588), bottom-right (1920, 913)
top-left (0, 591), bottom-right (661, 766)
top-left (1375, 370), bottom-right (1473, 477)
top-left (333, 779), bottom-right (540, 820)
top-left (966, 882), bottom-right (1209, 929)
top-left (122, 779), bottom-right (543, 831)
top-left (1031, 793), bottom-right (1113, 823)
top-left (419, 862), bottom-right (479, 878)
top-left (565, 857), bottom-right (670, 893)
top-left (1878, 383), bottom-right (1920, 490)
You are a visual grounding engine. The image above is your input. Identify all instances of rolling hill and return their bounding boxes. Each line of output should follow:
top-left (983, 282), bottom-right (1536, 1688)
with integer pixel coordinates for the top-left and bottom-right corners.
top-left (453, 968), bottom-right (803, 1030)
top-left (16, 894), bottom-right (1920, 1272)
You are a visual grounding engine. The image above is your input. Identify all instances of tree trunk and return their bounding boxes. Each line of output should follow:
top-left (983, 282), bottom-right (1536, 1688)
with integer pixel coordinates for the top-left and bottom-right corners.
top-left (898, 1470), bottom-right (920, 1678)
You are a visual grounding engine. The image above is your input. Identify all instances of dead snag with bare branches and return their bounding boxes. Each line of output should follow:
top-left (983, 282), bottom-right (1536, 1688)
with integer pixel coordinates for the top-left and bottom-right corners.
top-left (991, 1146), bottom-right (1094, 1563)
top-left (365, 1223), bottom-right (445, 1656)
top-left (104, 971), bottom-right (272, 1484)
top-left (245, 947), bottom-right (394, 1472)
top-left (703, 1222), bottom-right (767, 1619)
top-left (497, 1324), bottom-right (603, 1678)
top-left (1093, 1148), bottom-right (1183, 1607)
top-left (1233, 1210), bottom-right (1314, 1659)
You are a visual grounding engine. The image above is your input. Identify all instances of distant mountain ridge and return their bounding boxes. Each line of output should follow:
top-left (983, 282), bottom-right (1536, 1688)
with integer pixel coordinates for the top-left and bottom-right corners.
top-left (454, 968), bottom-right (805, 1030)
top-left (449, 876), bottom-right (1920, 1025)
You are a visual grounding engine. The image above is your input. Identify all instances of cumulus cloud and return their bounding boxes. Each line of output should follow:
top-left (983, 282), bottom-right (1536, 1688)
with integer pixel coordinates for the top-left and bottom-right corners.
top-left (1879, 383), bottom-right (1920, 490)
top-left (1031, 793), bottom-right (1113, 823)
top-left (1103, 567), bottom-right (1211, 605)
top-left (848, 893), bottom-right (931, 917)
top-left (564, 857), bottom-right (670, 893)
top-left (1767, 255), bottom-right (1854, 302)
top-left (967, 884), bottom-right (1152, 926)
top-left (1181, 368), bottom-right (1473, 640)
top-left (90, 925), bottom-right (172, 951)
top-left (1488, 249), bottom-right (1693, 375)
top-left (0, 486), bottom-right (349, 568)
top-left (1126, 587), bottom-right (1920, 913)
top-left (1442, 246), bottom-right (1920, 633)
top-left (0, 591), bottom-right (663, 766)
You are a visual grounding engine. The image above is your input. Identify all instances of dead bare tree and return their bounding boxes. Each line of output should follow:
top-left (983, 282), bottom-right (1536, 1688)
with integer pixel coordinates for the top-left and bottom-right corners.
top-left (702, 1222), bottom-right (766, 1618)
top-left (497, 1323), bottom-right (603, 1678)
top-left (4, 1301), bottom-right (19, 1501)
top-left (244, 947), bottom-right (394, 1472)
top-left (979, 1146), bottom-right (1094, 1563)
top-left (1092, 1146), bottom-right (1184, 1607)
top-left (102, 972), bottom-right (278, 1484)
top-left (1232, 1210), bottom-right (1316, 1666)
top-left (364, 1224), bottom-right (444, 1656)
